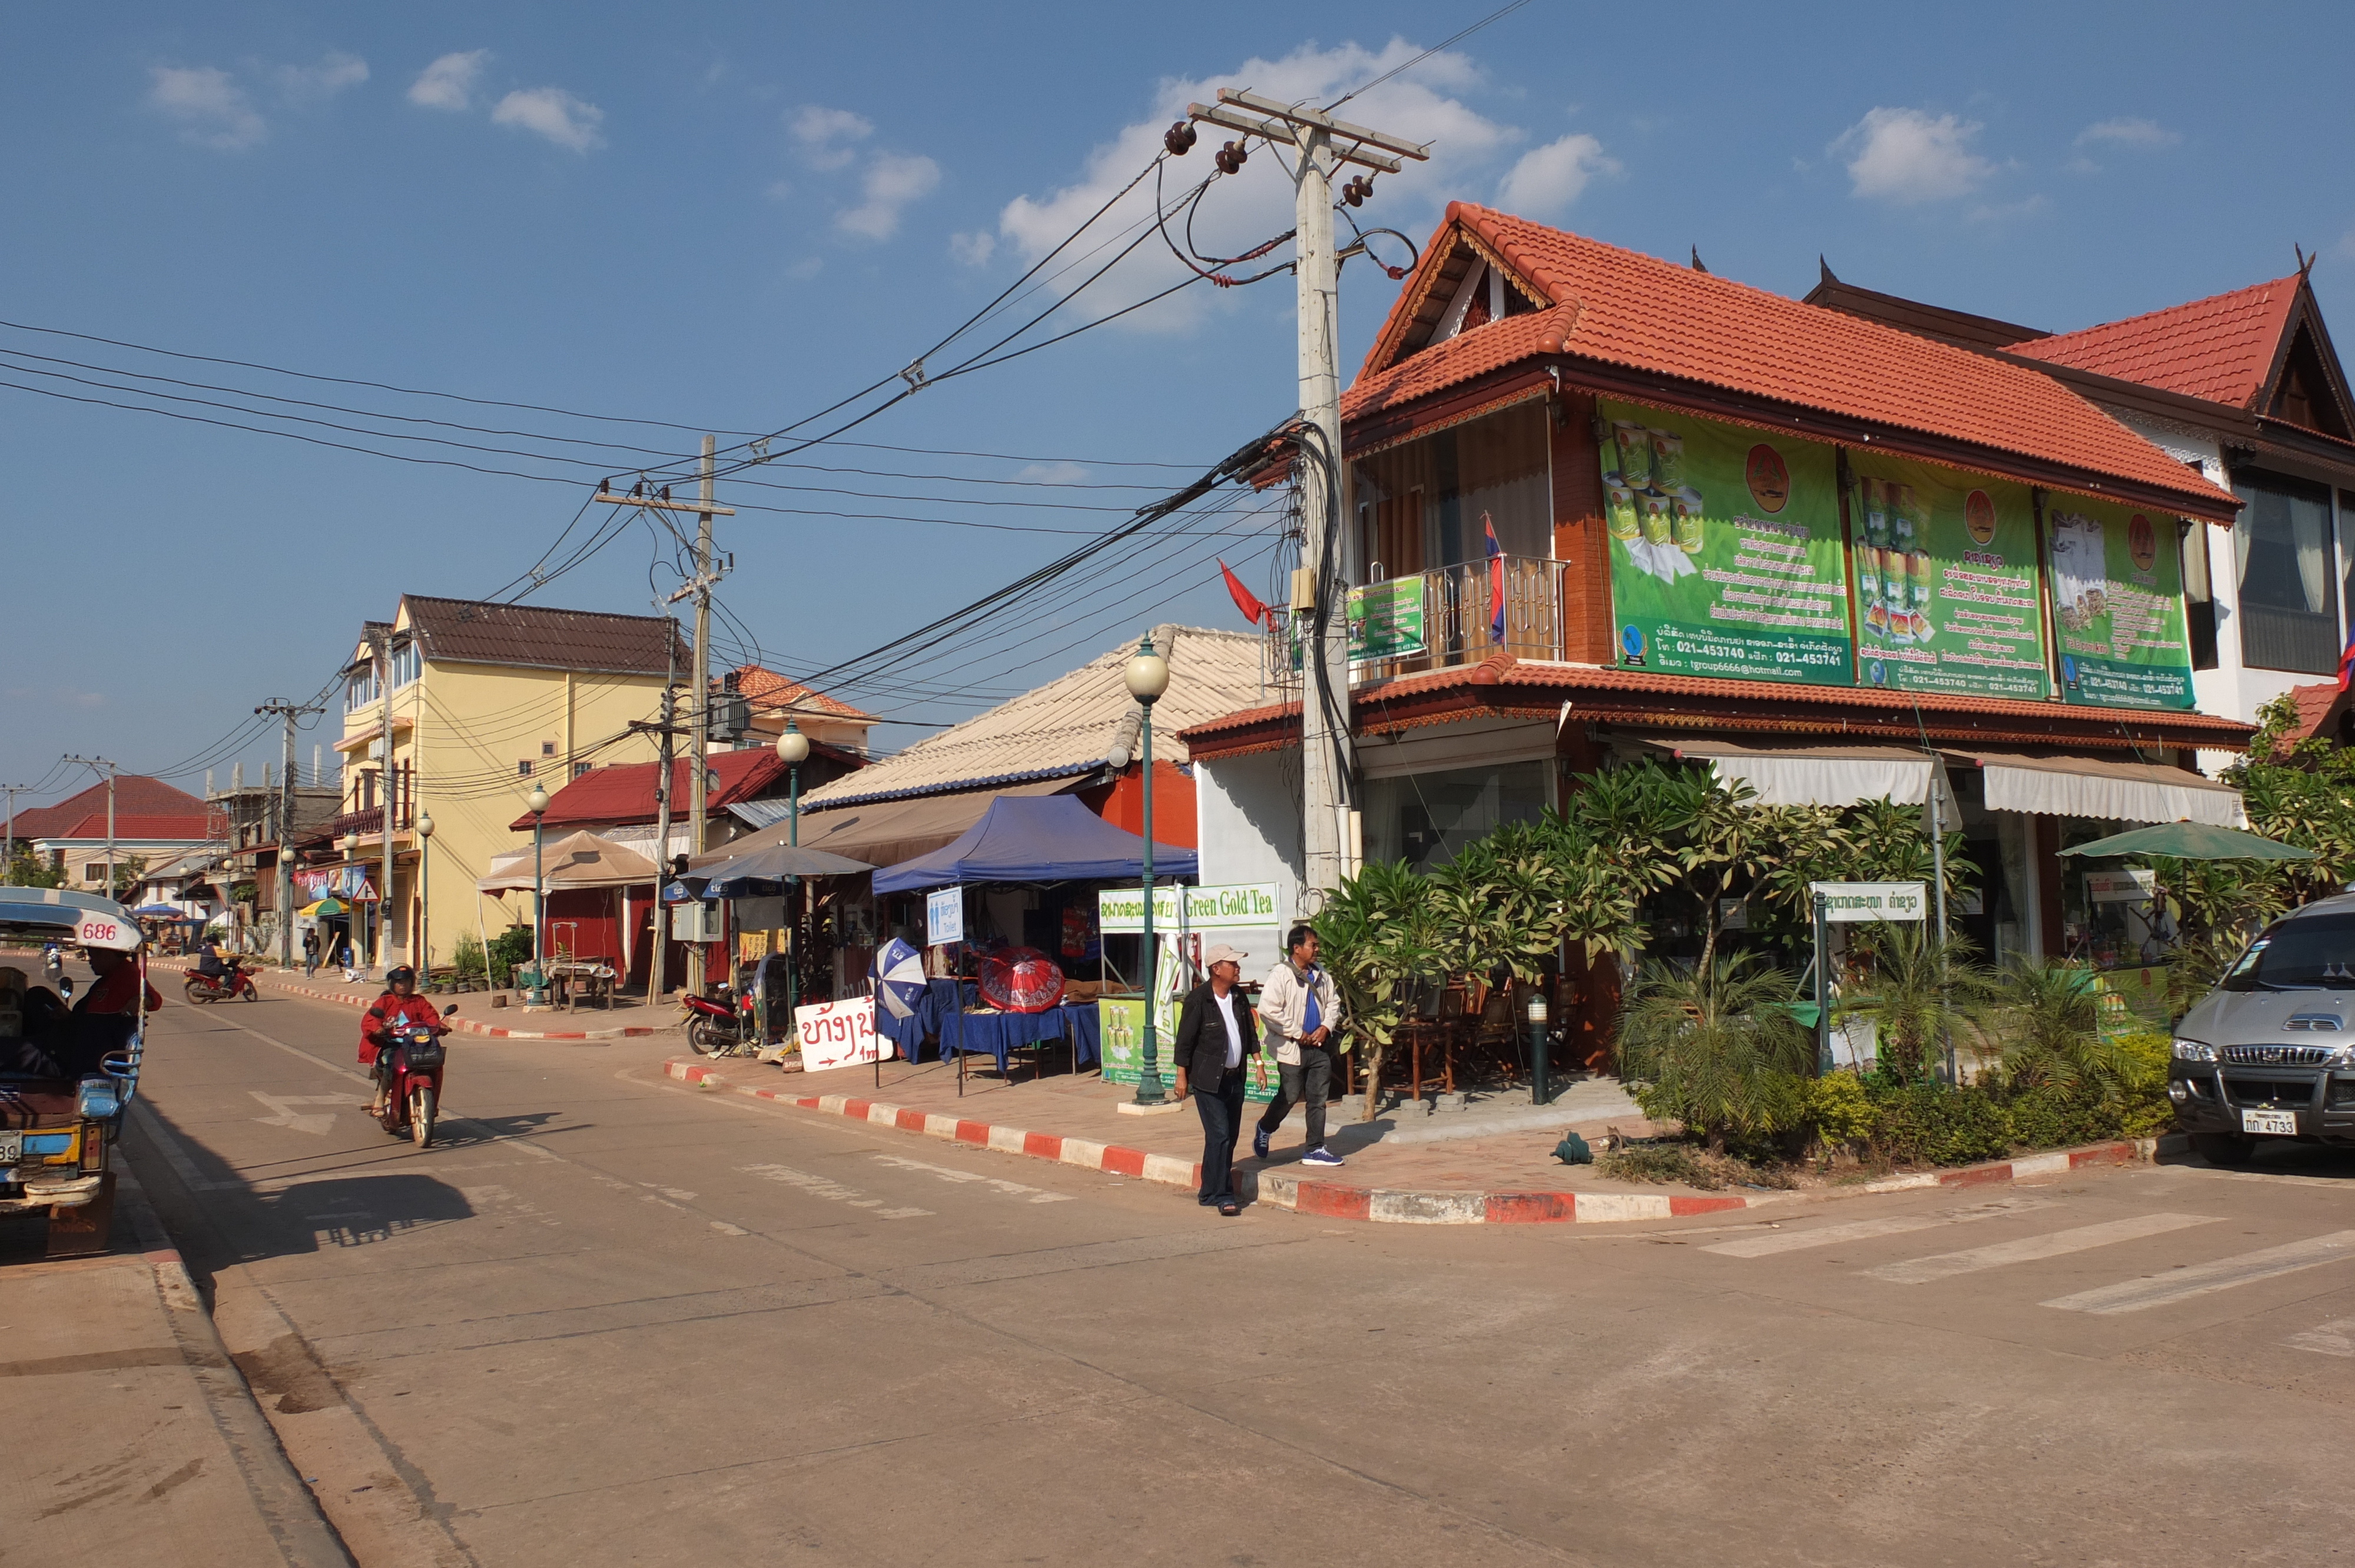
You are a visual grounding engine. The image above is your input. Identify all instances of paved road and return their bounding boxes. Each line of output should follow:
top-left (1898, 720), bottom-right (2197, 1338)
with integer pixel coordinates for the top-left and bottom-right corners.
top-left (127, 987), bottom-right (2355, 1566)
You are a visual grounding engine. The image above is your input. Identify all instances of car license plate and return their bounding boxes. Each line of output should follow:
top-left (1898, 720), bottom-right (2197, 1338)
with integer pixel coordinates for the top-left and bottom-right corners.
top-left (2243, 1109), bottom-right (2298, 1136)
top-left (0, 1132), bottom-right (18, 1164)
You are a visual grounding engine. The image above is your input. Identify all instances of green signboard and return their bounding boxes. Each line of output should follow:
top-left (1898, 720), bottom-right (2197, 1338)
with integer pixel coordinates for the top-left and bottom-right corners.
top-left (1597, 398), bottom-right (1853, 685)
top-left (2046, 496), bottom-right (2195, 710)
top-left (1348, 576), bottom-right (1427, 660)
top-left (1098, 996), bottom-right (1275, 1101)
top-left (1850, 455), bottom-right (2050, 700)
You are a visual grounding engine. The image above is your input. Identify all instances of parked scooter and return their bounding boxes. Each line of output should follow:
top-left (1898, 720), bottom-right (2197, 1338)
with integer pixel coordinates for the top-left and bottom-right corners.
top-left (375, 1005), bottom-right (456, 1148)
top-left (182, 957), bottom-right (260, 1004)
top-left (682, 983), bottom-right (758, 1057)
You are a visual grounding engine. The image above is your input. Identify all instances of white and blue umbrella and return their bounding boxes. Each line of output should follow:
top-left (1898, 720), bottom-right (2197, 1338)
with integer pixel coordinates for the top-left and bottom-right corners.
top-left (870, 938), bottom-right (927, 1021)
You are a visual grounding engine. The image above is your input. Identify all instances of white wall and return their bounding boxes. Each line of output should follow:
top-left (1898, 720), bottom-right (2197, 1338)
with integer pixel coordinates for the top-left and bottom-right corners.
top-left (1196, 752), bottom-right (1303, 926)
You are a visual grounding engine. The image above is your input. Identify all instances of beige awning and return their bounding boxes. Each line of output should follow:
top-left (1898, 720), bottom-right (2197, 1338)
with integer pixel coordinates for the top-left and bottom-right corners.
top-left (476, 830), bottom-right (660, 892)
top-left (688, 777), bottom-right (1072, 878)
top-left (1947, 752), bottom-right (2244, 828)
top-left (1650, 739), bottom-right (1936, 806)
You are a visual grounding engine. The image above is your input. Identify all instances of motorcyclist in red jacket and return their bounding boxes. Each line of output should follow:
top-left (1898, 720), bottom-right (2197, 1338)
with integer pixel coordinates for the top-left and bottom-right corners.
top-left (360, 966), bottom-right (447, 1115)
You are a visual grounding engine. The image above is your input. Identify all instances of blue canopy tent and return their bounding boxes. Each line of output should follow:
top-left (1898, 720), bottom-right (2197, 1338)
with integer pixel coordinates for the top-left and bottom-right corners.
top-left (871, 796), bottom-right (1196, 893)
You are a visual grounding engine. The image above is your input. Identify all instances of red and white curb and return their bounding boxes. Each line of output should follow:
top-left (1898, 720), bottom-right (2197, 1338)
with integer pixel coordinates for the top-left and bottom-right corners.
top-left (155, 960), bottom-right (661, 1040)
top-left (663, 1059), bottom-right (1782, 1225)
top-left (1859, 1139), bottom-right (2157, 1191)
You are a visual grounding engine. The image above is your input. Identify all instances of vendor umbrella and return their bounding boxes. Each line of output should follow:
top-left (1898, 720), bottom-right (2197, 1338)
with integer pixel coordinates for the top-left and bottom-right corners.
top-left (979, 946), bottom-right (1066, 1014)
top-left (870, 938), bottom-right (927, 1022)
top-left (696, 841), bottom-right (872, 896)
top-left (133, 904), bottom-right (187, 918)
top-left (2059, 823), bottom-right (2316, 861)
top-left (298, 898), bottom-right (346, 917)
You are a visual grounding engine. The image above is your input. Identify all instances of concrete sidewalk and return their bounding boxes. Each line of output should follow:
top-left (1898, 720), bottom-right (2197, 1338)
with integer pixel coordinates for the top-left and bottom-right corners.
top-left (155, 958), bottom-right (669, 1041)
top-left (0, 1165), bottom-right (347, 1566)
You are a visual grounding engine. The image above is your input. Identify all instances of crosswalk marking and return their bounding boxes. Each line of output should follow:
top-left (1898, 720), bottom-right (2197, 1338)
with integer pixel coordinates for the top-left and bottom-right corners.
top-left (1702, 1196), bottom-right (2049, 1258)
top-left (2284, 1317), bottom-right (2355, 1357)
top-left (2042, 1230), bottom-right (2355, 1315)
top-left (1864, 1212), bottom-right (2220, 1285)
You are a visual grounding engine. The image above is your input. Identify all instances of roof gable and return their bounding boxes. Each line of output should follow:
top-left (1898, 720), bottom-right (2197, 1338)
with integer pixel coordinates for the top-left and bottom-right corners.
top-left (2006, 275), bottom-right (2310, 410)
top-left (725, 664), bottom-right (876, 724)
top-left (516, 745), bottom-right (790, 831)
top-left (1344, 202), bottom-right (2240, 518)
top-left (10, 776), bottom-right (207, 842)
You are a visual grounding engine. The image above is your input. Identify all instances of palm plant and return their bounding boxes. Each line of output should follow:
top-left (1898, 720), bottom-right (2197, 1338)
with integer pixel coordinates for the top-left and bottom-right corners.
top-left (1843, 921), bottom-right (1995, 1082)
top-left (1994, 957), bottom-right (2151, 1107)
top-left (1311, 860), bottom-right (1444, 1122)
top-left (1617, 952), bottom-right (1813, 1152)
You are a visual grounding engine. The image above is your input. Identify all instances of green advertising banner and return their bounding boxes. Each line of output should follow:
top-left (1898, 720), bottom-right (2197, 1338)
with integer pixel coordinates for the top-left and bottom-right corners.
top-left (1849, 456), bottom-right (2051, 700)
top-left (1097, 996), bottom-right (1275, 1101)
top-left (1596, 399), bottom-right (1853, 685)
top-left (2046, 496), bottom-right (2195, 710)
top-left (1348, 576), bottom-right (1427, 661)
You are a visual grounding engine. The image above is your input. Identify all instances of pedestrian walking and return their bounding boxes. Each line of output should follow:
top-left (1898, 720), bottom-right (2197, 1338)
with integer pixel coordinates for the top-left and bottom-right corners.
top-left (1255, 923), bottom-right (1344, 1167)
top-left (1172, 943), bottom-right (1258, 1216)
top-left (302, 926), bottom-right (321, 978)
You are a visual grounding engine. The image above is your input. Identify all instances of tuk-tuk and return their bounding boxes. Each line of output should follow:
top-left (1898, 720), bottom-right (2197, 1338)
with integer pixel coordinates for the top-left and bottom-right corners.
top-left (0, 888), bottom-right (150, 1258)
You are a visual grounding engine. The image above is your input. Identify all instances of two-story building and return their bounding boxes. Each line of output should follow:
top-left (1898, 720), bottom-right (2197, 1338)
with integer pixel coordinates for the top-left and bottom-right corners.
top-left (1181, 204), bottom-right (2257, 1062)
top-left (323, 595), bottom-right (688, 975)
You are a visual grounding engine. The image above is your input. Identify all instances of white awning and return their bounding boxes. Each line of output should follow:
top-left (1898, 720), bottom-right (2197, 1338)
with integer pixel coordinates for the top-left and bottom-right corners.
top-left (1657, 740), bottom-right (1935, 807)
top-left (1949, 752), bottom-right (2244, 828)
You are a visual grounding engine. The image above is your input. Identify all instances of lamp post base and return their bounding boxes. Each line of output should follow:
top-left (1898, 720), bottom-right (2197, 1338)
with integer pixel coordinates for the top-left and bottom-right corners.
top-left (1114, 1098), bottom-right (1188, 1117)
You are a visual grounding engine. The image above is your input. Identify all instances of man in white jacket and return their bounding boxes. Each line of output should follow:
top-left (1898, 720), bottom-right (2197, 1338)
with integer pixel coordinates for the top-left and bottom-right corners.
top-left (1253, 923), bottom-right (1344, 1167)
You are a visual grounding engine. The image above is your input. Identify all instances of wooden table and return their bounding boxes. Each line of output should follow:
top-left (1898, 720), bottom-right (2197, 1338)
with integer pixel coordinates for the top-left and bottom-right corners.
top-left (545, 959), bottom-right (617, 1011)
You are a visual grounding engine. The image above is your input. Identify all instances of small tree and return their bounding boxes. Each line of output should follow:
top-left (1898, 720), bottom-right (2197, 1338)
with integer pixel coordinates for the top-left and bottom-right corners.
top-left (1311, 861), bottom-right (1442, 1122)
top-left (1617, 952), bottom-right (1813, 1153)
top-left (5, 848), bottom-right (64, 889)
top-left (1843, 921), bottom-right (1995, 1082)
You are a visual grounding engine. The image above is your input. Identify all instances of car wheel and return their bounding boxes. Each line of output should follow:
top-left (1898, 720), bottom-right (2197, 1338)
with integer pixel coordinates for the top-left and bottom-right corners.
top-left (2193, 1132), bottom-right (2258, 1167)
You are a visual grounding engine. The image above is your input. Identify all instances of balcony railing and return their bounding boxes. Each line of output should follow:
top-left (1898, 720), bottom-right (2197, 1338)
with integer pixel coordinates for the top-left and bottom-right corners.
top-left (1262, 554), bottom-right (1569, 689)
top-left (327, 803), bottom-right (413, 840)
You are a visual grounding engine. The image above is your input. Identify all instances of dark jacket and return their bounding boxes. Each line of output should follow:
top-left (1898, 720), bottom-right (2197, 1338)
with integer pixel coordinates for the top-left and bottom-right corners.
top-left (1173, 980), bottom-right (1259, 1094)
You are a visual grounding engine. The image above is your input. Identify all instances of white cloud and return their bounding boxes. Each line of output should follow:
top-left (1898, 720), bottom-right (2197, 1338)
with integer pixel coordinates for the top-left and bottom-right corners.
top-left (790, 105), bottom-right (872, 170)
top-left (148, 65), bottom-right (267, 151)
top-left (1016, 461), bottom-right (1089, 486)
top-left (995, 39), bottom-right (1517, 334)
top-left (948, 230), bottom-right (997, 266)
top-left (1832, 107), bottom-right (1994, 204)
top-left (492, 87), bottom-right (604, 152)
top-left (276, 50), bottom-right (368, 102)
top-left (784, 256), bottom-right (824, 281)
top-left (1496, 132), bottom-right (1618, 218)
top-left (838, 151), bottom-right (940, 239)
top-left (409, 50), bottom-right (487, 111)
top-left (2077, 117), bottom-right (2178, 151)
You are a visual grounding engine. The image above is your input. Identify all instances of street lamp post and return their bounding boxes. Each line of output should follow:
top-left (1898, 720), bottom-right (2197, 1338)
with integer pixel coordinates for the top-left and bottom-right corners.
top-left (1125, 635), bottom-right (1171, 1106)
top-left (417, 812), bottom-right (434, 985)
top-left (527, 785), bottom-right (549, 976)
top-left (774, 721), bottom-right (810, 1040)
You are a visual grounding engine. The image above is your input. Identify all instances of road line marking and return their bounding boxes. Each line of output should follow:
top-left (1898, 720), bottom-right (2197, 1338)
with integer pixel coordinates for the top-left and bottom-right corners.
top-left (1701, 1196), bottom-right (2051, 1258)
top-left (1863, 1212), bottom-right (2220, 1284)
top-left (739, 1162), bottom-right (931, 1220)
top-left (2286, 1317), bottom-right (2355, 1357)
top-left (870, 1152), bottom-right (1076, 1204)
top-left (2042, 1230), bottom-right (2355, 1315)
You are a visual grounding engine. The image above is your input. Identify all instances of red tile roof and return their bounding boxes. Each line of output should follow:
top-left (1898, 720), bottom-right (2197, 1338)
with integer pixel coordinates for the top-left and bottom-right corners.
top-left (398, 595), bottom-right (689, 677)
top-left (1346, 203), bottom-right (2238, 518)
top-left (728, 664), bottom-right (875, 723)
top-left (511, 746), bottom-right (789, 830)
top-left (11, 776), bottom-right (207, 842)
top-left (36, 812), bottom-right (214, 842)
top-left (2284, 680), bottom-right (2347, 742)
top-left (2007, 277), bottom-right (2300, 409)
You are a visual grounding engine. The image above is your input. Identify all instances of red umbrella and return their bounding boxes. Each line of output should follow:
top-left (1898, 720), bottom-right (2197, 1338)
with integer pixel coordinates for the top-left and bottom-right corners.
top-left (979, 946), bottom-right (1066, 1013)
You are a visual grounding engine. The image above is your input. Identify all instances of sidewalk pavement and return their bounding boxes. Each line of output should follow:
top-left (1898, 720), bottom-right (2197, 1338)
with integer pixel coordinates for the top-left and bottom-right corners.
top-left (154, 959), bottom-right (668, 1041)
top-left (666, 1054), bottom-right (2165, 1225)
top-left (0, 1164), bottom-right (347, 1566)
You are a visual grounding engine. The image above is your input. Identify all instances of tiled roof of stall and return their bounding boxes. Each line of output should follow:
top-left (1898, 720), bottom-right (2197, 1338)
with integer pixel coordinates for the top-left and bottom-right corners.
top-left (799, 628), bottom-right (1268, 810)
top-left (512, 747), bottom-right (787, 830)
top-left (1346, 202), bottom-right (2239, 515)
top-left (2006, 277), bottom-right (2300, 408)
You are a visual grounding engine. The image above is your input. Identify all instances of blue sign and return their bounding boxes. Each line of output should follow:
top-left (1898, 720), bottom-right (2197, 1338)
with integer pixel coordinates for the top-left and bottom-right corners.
top-left (926, 885), bottom-right (964, 947)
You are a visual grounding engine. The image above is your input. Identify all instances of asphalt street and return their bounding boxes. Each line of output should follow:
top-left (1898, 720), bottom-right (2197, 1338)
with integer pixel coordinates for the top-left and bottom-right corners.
top-left (124, 985), bottom-right (2355, 1567)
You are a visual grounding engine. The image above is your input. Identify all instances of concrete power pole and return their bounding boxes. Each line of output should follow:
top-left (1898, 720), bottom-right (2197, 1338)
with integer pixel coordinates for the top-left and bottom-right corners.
top-left (62, 755), bottom-right (119, 902)
top-left (257, 697), bottom-right (326, 968)
top-left (1185, 89), bottom-right (1427, 903)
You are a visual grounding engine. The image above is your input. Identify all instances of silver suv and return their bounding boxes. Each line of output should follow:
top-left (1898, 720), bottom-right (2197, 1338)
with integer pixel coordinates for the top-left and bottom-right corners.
top-left (2170, 892), bottom-right (2355, 1164)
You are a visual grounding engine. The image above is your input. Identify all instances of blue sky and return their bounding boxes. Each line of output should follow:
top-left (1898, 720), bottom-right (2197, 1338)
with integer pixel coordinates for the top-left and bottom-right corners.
top-left (3, 1), bottom-right (2350, 803)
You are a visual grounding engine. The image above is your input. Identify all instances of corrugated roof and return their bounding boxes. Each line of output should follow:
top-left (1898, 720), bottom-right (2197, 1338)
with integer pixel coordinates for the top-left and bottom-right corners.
top-left (515, 747), bottom-right (787, 830)
top-left (1346, 203), bottom-right (2239, 517)
top-left (33, 812), bottom-right (215, 843)
top-left (800, 627), bottom-right (1268, 811)
top-left (398, 595), bottom-right (689, 676)
top-left (2008, 277), bottom-right (2300, 408)
top-left (11, 776), bottom-right (205, 841)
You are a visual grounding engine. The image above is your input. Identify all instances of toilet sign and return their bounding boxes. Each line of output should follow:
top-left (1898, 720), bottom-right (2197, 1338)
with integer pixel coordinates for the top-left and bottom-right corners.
top-left (925, 886), bottom-right (964, 947)
top-left (1809, 881), bottom-right (1928, 923)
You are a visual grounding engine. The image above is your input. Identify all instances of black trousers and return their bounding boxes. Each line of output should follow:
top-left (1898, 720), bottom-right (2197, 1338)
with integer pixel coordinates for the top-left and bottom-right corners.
top-left (1193, 1077), bottom-right (1246, 1202)
top-left (1256, 1042), bottom-right (1334, 1151)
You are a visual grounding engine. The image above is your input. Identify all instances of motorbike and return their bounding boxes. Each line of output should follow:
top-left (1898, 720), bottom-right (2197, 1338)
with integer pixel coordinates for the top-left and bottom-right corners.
top-left (182, 958), bottom-right (259, 1004)
top-left (374, 1005), bottom-right (455, 1148)
top-left (682, 983), bottom-right (758, 1057)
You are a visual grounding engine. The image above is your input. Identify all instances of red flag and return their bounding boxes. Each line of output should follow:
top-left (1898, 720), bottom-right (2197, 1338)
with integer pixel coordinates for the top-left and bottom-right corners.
top-left (1219, 559), bottom-right (1266, 626)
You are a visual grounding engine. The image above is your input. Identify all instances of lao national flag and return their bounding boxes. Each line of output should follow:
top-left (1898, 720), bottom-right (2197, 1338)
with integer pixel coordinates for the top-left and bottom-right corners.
top-left (1483, 513), bottom-right (1505, 642)
top-left (1219, 559), bottom-right (1266, 627)
top-left (2340, 623), bottom-right (2355, 693)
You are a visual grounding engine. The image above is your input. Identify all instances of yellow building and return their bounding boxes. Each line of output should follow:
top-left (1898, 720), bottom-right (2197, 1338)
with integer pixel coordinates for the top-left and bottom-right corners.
top-left (323, 596), bottom-right (687, 975)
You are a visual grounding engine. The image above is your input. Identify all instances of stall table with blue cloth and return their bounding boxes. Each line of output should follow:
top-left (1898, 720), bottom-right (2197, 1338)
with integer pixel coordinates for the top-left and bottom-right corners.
top-left (873, 978), bottom-right (1100, 1078)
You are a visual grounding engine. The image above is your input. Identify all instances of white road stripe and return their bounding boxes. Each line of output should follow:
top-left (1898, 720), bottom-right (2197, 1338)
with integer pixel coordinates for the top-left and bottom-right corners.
top-left (1702, 1196), bottom-right (2050, 1258)
top-left (1864, 1212), bottom-right (2219, 1284)
top-left (2285, 1317), bottom-right (2355, 1357)
top-left (2042, 1230), bottom-right (2355, 1315)
top-left (870, 1152), bottom-right (1075, 1203)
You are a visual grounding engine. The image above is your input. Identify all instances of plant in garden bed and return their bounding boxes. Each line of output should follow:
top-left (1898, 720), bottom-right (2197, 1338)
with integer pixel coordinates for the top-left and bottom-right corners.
top-left (1616, 952), bottom-right (1812, 1154)
top-left (1597, 1141), bottom-right (1796, 1191)
top-left (1841, 921), bottom-right (1996, 1082)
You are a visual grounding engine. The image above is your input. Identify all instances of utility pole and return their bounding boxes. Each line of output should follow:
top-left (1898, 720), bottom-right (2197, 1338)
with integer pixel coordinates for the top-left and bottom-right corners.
top-left (595, 449), bottom-right (732, 996)
top-left (62, 756), bottom-right (119, 902)
top-left (1, 783), bottom-right (29, 875)
top-left (257, 698), bottom-right (326, 969)
top-left (1185, 89), bottom-right (1427, 903)
top-left (372, 629), bottom-right (396, 977)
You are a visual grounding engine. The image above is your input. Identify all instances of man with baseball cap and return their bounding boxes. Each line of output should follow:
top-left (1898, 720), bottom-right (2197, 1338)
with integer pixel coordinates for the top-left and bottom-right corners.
top-left (1172, 942), bottom-right (1259, 1216)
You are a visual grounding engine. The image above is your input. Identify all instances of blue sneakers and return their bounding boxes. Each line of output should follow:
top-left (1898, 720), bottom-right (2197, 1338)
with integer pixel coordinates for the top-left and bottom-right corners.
top-left (1252, 1125), bottom-right (1271, 1160)
top-left (1301, 1147), bottom-right (1344, 1167)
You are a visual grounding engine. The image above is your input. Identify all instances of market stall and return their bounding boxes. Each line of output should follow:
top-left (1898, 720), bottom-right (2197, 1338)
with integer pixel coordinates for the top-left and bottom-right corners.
top-left (688, 839), bottom-right (874, 1045)
top-left (475, 830), bottom-right (659, 1002)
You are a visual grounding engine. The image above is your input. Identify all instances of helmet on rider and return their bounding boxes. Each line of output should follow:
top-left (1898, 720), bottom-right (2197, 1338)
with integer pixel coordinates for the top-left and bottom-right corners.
top-left (386, 966), bottom-right (416, 991)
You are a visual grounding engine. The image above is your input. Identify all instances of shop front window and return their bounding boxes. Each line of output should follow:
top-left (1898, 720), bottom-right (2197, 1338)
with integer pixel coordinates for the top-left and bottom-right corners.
top-left (2234, 470), bottom-right (2339, 673)
top-left (1365, 760), bottom-right (1550, 875)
